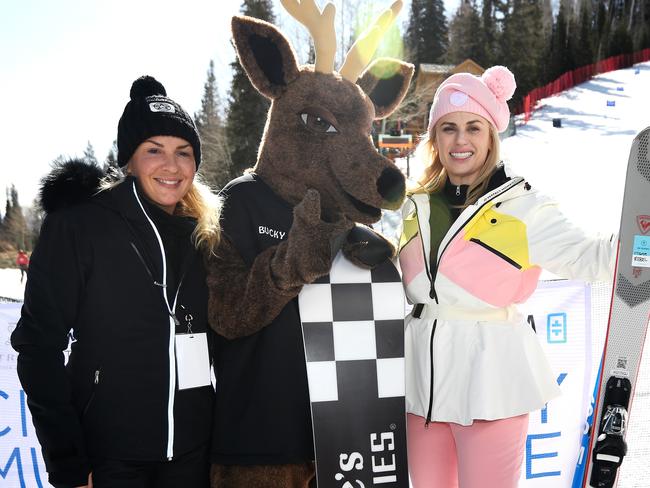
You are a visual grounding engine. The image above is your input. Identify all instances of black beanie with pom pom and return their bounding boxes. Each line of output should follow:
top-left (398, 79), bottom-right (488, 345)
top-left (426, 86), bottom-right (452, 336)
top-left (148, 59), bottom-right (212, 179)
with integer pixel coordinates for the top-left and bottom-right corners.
top-left (117, 75), bottom-right (201, 168)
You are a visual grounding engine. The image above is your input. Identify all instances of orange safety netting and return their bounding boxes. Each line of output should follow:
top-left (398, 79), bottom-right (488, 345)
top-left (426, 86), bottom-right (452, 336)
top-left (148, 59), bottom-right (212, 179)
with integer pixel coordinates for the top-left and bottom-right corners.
top-left (516, 48), bottom-right (650, 123)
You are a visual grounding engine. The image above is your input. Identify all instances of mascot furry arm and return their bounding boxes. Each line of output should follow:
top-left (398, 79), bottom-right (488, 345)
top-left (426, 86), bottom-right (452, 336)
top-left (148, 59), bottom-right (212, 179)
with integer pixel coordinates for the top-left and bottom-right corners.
top-left (207, 0), bottom-right (413, 340)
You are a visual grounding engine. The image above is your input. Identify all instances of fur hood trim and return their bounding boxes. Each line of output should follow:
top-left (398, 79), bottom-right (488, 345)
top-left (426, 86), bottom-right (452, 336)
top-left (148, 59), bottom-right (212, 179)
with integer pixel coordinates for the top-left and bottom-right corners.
top-left (39, 159), bottom-right (108, 214)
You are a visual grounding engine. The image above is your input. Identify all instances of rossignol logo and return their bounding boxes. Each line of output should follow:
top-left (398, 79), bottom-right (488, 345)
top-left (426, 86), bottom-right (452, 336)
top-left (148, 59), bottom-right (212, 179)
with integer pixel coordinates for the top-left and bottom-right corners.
top-left (637, 215), bottom-right (650, 234)
top-left (258, 226), bottom-right (286, 240)
top-left (335, 431), bottom-right (398, 487)
top-left (149, 101), bottom-right (175, 113)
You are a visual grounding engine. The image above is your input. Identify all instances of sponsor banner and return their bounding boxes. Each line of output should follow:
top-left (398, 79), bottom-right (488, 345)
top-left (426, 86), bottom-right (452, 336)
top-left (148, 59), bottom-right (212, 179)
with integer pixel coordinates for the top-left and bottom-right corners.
top-left (1, 303), bottom-right (53, 487)
top-left (519, 280), bottom-right (594, 487)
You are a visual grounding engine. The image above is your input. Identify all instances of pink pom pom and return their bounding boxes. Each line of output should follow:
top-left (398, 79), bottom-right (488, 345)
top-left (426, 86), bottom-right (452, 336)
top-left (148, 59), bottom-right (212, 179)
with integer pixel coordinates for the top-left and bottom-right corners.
top-left (482, 66), bottom-right (516, 102)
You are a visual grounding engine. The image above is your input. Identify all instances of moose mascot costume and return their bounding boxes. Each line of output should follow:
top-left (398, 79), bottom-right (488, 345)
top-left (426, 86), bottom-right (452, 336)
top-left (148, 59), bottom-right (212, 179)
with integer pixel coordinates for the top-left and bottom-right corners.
top-left (206, 1), bottom-right (414, 487)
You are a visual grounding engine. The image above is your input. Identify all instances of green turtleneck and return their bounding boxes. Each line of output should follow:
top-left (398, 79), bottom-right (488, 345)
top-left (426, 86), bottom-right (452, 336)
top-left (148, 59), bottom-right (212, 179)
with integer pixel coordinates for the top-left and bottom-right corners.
top-left (428, 165), bottom-right (510, 270)
top-left (428, 191), bottom-right (454, 270)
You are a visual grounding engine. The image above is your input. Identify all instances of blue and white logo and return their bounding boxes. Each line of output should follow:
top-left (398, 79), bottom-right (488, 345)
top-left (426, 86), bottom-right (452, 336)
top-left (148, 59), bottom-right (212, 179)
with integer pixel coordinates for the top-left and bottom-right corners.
top-left (547, 313), bottom-right (567, 344)
top-left (632, 235), bottom-right (650, 268)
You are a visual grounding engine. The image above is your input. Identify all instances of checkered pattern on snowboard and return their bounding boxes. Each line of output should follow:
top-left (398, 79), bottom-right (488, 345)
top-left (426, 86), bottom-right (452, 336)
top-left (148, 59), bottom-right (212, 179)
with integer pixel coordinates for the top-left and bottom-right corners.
top-left (299, 252), bottom-right (405, 403)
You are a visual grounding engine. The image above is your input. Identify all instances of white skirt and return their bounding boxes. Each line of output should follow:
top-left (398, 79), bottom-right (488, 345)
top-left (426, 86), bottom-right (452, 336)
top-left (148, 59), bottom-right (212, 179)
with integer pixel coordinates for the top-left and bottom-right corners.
top-left (405, 307), bottom-right (561, 425)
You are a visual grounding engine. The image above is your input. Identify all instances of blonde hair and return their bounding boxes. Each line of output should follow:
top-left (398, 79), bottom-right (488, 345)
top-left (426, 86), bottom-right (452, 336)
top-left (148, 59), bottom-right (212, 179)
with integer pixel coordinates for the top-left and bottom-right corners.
top-left (99, 168), bottom-right (222, 254)
top-left (409, 123), bottom-right (501, 209)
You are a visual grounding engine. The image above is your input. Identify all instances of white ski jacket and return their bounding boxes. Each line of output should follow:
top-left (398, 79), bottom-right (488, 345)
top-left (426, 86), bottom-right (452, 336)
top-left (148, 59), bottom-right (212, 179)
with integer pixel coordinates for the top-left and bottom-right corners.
top-left (398, 175), bottom-right (615, 425)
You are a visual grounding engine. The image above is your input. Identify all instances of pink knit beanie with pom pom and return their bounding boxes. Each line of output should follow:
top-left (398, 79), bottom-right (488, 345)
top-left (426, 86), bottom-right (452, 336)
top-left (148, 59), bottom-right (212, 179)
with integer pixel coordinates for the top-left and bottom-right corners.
top-left (427, 65), bottom-right (516, 133)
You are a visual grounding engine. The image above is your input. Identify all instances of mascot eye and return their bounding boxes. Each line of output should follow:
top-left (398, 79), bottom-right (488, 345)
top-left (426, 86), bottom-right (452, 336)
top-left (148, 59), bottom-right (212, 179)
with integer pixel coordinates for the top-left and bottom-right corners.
top-left (300, 112), bottom-right (338, 133)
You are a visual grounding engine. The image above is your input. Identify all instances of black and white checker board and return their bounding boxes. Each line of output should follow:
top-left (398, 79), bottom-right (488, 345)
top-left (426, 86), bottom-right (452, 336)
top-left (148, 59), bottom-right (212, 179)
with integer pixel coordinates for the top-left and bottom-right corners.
top-left (299, 251), bottom-right (408, 488)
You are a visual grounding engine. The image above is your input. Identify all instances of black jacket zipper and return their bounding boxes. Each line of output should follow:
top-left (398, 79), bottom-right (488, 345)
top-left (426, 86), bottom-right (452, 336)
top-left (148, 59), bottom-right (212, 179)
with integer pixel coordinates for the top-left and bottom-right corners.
top-left (130, 241), bottom-right (166, 288)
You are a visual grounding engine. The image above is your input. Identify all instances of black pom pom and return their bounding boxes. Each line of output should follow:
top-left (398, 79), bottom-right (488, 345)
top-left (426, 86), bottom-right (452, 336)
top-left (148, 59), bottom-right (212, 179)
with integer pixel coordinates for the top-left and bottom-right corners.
top-left (129, 75), bottom-right (167, 99)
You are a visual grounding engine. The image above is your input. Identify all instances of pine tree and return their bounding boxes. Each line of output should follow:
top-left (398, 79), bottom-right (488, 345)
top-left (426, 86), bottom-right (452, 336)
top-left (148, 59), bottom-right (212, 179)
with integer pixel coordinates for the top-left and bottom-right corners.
top-left (226, 0), bottom-right (275, 180)
top-left (405, 0), bottom-right (449, 69)
top-left (548, 2), bottom-right (573, 80)
top-left (480, 0), bottom-right (498, 66)
top-left (2, 185), bottom-right (27, 249)
top-left (500, 0), bottom-right (546, 106)
top-left (594, 0), bottom-right (609, 60)
top-left (574, 0), bottom-right (595, 68)
top-left (0, 190), bottom-right (11, 242)
top-left (448, 0), bottom-right (486, 66)
top-left (607, 21), bottom-right (634, 56)
top-left (639, 0), bottom-right (650, 48)
top-left (24, 197), bottom-right (44, 250)
top-left (84, 141), bottom-right (98, 166)
top-left (105, 140), bottom-right (119, 170)
top-left (634, 0), bottom-right (650, 48)
top-left (541, 0), bottom-right (554, 38)
top-left (307, 41), bottom-right (316, 64)
top-left (196, 60), bottom-right (232, 190)
top-left (4, 190), bottom-right (11, 229)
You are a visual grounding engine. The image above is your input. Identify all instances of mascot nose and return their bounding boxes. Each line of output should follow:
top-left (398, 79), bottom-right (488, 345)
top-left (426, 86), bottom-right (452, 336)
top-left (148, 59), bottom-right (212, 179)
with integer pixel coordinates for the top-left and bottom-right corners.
top-left (377, 166), bottom-right (405, 205)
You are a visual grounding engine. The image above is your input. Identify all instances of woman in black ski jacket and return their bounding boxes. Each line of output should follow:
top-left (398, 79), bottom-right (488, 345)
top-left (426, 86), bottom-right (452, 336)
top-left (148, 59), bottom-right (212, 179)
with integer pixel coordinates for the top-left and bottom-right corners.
top-left (11, 76), bottom-right (221, 488)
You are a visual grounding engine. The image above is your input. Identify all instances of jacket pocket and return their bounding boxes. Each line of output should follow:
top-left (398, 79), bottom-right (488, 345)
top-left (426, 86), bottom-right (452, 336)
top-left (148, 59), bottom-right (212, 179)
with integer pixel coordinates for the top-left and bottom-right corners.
top-left (469, 238), bottom-right (522, 269)
top-left (81, 368), bottom-right (101, 418)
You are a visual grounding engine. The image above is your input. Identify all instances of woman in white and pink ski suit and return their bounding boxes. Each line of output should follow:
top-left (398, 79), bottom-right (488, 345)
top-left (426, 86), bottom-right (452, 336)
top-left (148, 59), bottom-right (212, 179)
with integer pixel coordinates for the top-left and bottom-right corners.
top-left (399, 66), bottom-right (615, 488)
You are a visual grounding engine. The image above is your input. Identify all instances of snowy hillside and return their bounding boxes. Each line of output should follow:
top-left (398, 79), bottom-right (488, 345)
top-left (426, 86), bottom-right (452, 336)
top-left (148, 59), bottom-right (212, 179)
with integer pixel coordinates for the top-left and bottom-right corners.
top-left (503, 63), bottom-right (649, 238)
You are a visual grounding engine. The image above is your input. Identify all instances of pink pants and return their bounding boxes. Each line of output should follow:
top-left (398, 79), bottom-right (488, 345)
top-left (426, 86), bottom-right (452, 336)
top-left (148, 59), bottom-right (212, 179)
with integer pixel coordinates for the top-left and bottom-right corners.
top-left (407, 413), bottom-right (529, 488)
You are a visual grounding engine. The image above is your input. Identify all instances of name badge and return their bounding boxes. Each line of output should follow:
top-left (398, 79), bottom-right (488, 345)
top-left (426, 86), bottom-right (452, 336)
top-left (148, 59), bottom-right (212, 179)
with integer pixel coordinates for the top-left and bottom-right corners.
top-left (175, 333), bottom-right (211, 390)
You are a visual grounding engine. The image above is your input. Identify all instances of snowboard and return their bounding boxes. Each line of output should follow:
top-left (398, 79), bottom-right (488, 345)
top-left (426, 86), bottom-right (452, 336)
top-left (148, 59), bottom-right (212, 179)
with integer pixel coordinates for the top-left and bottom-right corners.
top-left (298, 252), bottom-right (409, 488)
top-left (581, 127), bottom-right (650, 488)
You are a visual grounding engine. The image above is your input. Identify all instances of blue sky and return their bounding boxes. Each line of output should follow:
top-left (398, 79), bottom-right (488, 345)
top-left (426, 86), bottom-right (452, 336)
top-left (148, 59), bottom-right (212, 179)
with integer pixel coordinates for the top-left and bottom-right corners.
top-left (0, 0), bottom-right (460, 207)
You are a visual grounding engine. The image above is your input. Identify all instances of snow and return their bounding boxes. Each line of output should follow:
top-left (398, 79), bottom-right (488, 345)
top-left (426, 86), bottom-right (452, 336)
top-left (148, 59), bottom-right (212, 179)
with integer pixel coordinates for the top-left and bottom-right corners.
top-left (503, 65), bottom-right (649, 238)
top-left (0, 268), bottom-right (25, 302)
top-left (1, 61), bottom-right (649, 487)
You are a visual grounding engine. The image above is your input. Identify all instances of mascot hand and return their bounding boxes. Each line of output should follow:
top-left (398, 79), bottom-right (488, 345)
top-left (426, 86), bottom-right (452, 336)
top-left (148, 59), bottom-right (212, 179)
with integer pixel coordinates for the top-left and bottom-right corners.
top-left (271, 189), bottom-right (354, 289)
top-left (342, 224), bottom-right (396, 269)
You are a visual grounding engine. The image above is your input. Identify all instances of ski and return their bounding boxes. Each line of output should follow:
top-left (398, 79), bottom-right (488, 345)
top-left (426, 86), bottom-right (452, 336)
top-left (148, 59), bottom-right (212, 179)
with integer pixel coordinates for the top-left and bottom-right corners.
top-left (573, 361), bottom-right (602, 488)
top-left (582, 127), bottom-right (650, 488)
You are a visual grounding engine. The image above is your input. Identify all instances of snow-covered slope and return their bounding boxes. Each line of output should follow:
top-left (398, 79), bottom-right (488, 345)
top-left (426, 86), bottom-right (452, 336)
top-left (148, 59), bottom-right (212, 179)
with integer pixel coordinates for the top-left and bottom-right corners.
top-left (503, 63), bottom-right (649, 238)
top-left (0, 268), bottom-right (25, 302)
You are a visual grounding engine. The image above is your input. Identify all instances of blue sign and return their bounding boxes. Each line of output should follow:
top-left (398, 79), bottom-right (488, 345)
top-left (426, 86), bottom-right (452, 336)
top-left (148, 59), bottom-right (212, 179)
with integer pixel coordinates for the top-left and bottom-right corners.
top-left (632, 235), bottom-right (650, 268)
top-left (547, 313), bottom-right (567, 343)
top-left (606, 100), bottom-right (615, 107)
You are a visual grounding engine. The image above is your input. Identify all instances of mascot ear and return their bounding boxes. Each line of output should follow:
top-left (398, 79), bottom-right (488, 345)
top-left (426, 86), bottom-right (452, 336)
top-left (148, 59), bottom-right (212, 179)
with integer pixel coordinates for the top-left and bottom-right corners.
top-left (231, 15), bottom-right (300, 100)
top-left (357, 58), bottom-right (414, 119)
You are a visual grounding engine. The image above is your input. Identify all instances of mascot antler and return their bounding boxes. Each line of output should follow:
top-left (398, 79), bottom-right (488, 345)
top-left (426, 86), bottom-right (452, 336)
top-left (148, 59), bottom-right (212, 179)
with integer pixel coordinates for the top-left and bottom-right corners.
top-left (340, 0), bottom-right (403, 81)
top-left (279, 0), bottom-right (337, 73)
top-left (281, 0), bottom-right (403, 82)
